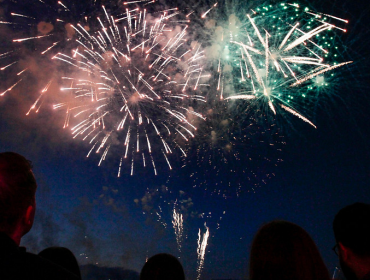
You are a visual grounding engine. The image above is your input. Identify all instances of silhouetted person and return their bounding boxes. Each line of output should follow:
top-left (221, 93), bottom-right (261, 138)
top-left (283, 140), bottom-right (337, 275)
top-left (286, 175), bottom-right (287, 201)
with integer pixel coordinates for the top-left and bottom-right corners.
top-left (39, 247), bottom-right (82, 279)
top-left (140, 253), bottom-right (185, 280)
top-left (249, 220), bottom-right (330, 280)
top-left (333, 203), bottom-right (370, 280)
top-left (0, 152), bottom-right (78, 280)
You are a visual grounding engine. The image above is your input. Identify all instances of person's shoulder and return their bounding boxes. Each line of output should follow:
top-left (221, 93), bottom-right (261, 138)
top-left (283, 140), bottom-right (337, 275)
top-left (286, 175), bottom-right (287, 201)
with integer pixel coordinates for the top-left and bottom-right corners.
top-left (0, 250), bottom-right (79, 280)
top-left (25, 252), bottom-right (80, 280)
top-left (362, 272), bottom-right (370, 280)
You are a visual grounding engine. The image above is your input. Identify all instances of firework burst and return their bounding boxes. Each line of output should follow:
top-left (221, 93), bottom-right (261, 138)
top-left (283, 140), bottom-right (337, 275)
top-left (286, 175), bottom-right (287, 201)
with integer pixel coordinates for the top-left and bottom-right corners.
top-left (203, 1), bottom-right (352, 127)
top-left (1, 1), bottom-right (209, 175)
top-left (54, 5), bottom-right (209, 175)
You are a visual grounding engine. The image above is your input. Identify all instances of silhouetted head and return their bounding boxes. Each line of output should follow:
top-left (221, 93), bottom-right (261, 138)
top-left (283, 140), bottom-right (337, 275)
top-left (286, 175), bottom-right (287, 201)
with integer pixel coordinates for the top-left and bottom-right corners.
top-left (250, 220), bottom-right (330, 280)
top-left (333, 203), bottom-right (370, 280)
top-left (0, 152), bottom-right (37, 239)
top-left (140, 253), bottom-right (185, 280)
top-left (39, 247), bottom-right (81, 279)
top-left (333, 203), bottom-right (370, 257)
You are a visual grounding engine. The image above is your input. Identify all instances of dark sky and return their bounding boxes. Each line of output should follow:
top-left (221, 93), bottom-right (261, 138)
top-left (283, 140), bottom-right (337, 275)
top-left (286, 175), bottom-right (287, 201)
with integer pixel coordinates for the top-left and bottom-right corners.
top-left (1, 0), bottom-right (370, 279)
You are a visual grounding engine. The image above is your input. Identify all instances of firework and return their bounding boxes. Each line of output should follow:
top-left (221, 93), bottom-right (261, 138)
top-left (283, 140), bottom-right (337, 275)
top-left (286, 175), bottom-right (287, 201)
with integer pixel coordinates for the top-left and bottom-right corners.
top-left (1, 1), bottom-right (209, 174)
top-left (1, 0), bottom-right (99, 97)
top-left (172, 201), bottom-right (184, 253)
top-left (55, 5), bottom-right (209, 175)
top-left (1, 0), bottom-right (354, 179)
top-left (136, 185), bottom-right (196, 247)
top-left (203, 1), bottom-right (352, 127)
top-left (196, 223), bottom-right (209, 280)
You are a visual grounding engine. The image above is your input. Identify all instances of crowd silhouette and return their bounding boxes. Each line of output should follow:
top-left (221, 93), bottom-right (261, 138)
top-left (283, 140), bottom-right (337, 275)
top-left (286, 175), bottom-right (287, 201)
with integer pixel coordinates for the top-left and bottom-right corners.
top-left (1, 152), bottom-right (370, 280)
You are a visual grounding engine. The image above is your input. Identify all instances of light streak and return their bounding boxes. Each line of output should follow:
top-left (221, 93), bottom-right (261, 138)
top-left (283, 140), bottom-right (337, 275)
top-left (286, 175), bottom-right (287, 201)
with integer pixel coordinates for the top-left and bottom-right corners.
top-left (13, 34), bottom-right (53, 42)
top-left (11, 13), bottom-right (35, 19)
top-left (196, 224), bottom-right (210, 280)
top-left (42, 41), bottom-right (61, 55)
top-left (1, 79), bottom-right (22, 96)
top-left (1, 61), bottom-right (18, 71)
top-left (201, 2), bottom-right (218, 19)
top-left (290, 61), bottom-right (353, 87)
top-left (172, 206), bottom-right (183, 253)
top-left (280, 104), bottom-right (316, 128)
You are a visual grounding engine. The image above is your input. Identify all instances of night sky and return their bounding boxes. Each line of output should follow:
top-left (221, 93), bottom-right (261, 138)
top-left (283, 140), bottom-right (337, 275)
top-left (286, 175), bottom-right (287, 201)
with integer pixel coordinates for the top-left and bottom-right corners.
top-left (1, 0), bottom-right (370, 279)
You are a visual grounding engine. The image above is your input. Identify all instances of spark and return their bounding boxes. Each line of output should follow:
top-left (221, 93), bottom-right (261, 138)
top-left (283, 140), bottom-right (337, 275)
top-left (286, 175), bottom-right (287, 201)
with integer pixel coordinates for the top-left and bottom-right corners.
top-left (42, 42), bottom-right (60, 55)
top-left (11, 13), bottom-right (35, 19)
top-left (1, 79), bottom-right (22, 96)
top-left (17, 68), bottom-right (28, 76)
top-left (13, 34), bottom-right (53, 42)
top-left (201, 2), bottom-right (218, 19)
top-left (58, 1), bottom-right (69, 11)
top-left (290, 61), bottom-right (353, 87)
top-left (226, 95), bottom-right (256, 100)
top-left (1, 61), bottom-right (18, 71)
top-left (280, 104), bottom-right (316, 128)
top-left (0, 51), bottom-right (14, 58)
